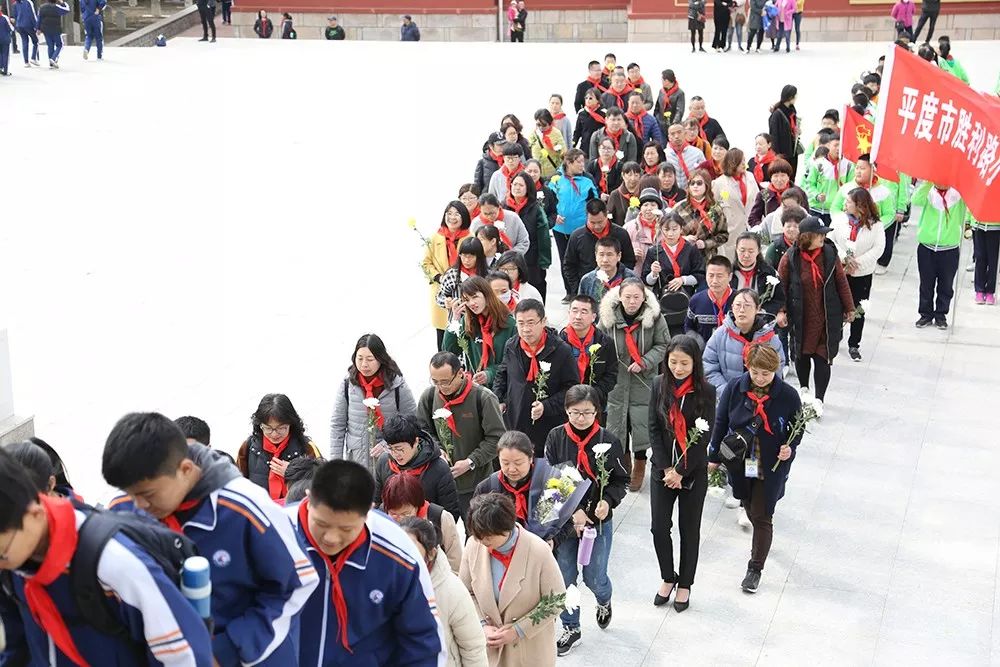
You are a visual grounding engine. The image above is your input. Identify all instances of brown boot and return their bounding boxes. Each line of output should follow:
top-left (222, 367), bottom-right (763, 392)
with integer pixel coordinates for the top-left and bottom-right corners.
top-left (629, 457), bottom-right (646, 492)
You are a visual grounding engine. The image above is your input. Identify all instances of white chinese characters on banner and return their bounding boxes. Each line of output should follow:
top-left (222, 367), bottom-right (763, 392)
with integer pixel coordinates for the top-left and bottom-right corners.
top-left (936, 99), bottom-right (957, 145)
top-left (897, 86), bottom-right (918, 134)
top-left (913, 91), bottom-right (939, 142)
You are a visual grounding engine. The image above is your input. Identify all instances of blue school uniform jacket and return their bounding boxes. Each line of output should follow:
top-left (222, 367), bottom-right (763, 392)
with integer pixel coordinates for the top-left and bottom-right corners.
top-left (684, 288), bottom-right (736, 345)
top-left (0, 507), bottom-right (214, 666)
top-left (110, 445), bottom-right (319, 667)
top-left (291, 505), bottom-right (445, 666)
top-left (13, 0), bottom-right (37, 30)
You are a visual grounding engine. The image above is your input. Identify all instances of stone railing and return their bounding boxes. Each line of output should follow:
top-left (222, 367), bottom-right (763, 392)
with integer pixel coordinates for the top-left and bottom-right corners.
top-left (109, 4), bottom-right (201, 46)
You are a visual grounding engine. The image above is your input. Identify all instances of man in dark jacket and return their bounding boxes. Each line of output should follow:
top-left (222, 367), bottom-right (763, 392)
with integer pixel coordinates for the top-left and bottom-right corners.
top-left (195, 0), bottom-right (215, 42)
top-left (560, 295), bottom-right (618, 420)
top-left (474, 132), bottom-right (506, 193)
top-left (686, 96), bottom-right (725, 144)
top-left (324, 15), bottom-right (345, 39)
top-left (373, 415), bottom-right (460, 520)
top-left (574, 60), bottom-right (609, 112)
top-left (913, 0), bottom-right (940, 42)
top-left (655, 69), bottom-right (686, 138)
top-left (400, 14), bottom-right (420, 41)
top-left (417, 352), bottom-right (505, 520)
top-left (563, 199), bottom-right (636, 295)
top-left (494, 300), bottom-right (578, 457)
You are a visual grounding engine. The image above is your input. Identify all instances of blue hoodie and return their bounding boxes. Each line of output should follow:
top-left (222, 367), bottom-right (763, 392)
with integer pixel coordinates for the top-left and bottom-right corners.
top-left (549, 169), bottom-right (598, 235)
top-left (110, 445), bottom-right (320, 667)
top-left (0, 503), bottom-right (214, 666)
top-left (12, 0), bottom-right (37, 30)
top-left (80, 0), bottom-right (105, 21)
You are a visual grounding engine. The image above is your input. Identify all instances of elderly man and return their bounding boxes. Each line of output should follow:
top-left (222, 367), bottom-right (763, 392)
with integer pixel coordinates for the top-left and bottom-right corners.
top-left (662, 123), bottom-right (705, 189)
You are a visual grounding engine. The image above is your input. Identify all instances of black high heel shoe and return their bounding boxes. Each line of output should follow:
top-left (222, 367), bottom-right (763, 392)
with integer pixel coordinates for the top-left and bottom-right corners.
top-left (673, 589), bottom-right (691, 613)
top-left (653, 583), bottom-right (676, 607)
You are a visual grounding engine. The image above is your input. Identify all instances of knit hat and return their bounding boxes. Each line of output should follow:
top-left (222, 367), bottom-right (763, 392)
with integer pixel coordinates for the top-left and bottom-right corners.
top-left (638, 187), bottom-right (663, 208)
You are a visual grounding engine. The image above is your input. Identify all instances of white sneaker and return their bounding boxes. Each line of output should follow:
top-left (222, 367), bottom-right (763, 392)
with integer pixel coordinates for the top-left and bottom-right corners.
top-left (83, 49), bottom-right (88, 60)
top-left (738, 512), bottom-right (753, 529)
top-left (724, 495), bottom-right (741, 509)
top-left (874, 265), bottom-right (888, 275)
top-left (812, 399), bottom-right (824, 419)
top-left (24, 62), bottom-right (31, 68)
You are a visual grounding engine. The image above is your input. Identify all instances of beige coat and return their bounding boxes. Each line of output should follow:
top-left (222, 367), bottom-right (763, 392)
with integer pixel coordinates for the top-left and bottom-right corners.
top-left (459, 527), bottom-right (565, 667)
top-left (431, 552), bottom-right (489, 667)
top-left (440, 508), bottom-right (464, 574)
top-left (713, 173), bottom-right (760, 261)
top-left (422, 230), bottom-right (462, 330)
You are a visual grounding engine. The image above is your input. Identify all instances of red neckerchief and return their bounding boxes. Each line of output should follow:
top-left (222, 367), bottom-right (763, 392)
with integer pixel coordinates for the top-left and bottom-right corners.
top-left (847, 214), bottom-right (862, 242)
top-left (476, 315), bottom-right (495, 371)
top-left (358, 373), bottom-right (386, 428)
top-left (767, 182), bottom-right (788, 199)
top-left (689, 197), bottom-right (713, 232)
top-left (441, 227), bottom-right (470, 266)
top-left (552, 111), bottom-right (566, 121)
top-left (696, 113), bottom-right (711, 141)
top-left (605, 127), bottom-right (624, 152)
top-left (540, 126), bottom-right (557, 152)
top-left (438, 373), bottom-right (474, 433)
top-left (389, 458), bottom-right (430, 477)
top-left (609, 84), bottom-right (634, 110)
top-left (789, 112), bottom-right (797, 139)
top-left (709, 288), bottom-right (732, 326)
top-left (727, 326), bottom-right (776, 363)
top-left (487, 149), bottom-right (504, 168)
top-left (416, 501), bottom-right (431, 519)
top-left (629, 75), bottom-right (645, 88)
top-left (584, 106), bottom-right (606, 126)
top-left (661, 238), bottom-right (686, 278)
top-left (460, 266), bottom-right (478, 280)
top-left (506, 194), bottom-right (528, 214)
top-left (623, 322), bottom-right (644, 366)
top-left (668, 144), bottom-right (691, 180)
top-left (586, 74), bottom-right (607, 93)
top-left (738, 266), bottom-right (756, 289)
top-left (640, 215), bottom-right (657, 238)
top-left (782, 234), bottom-right (795, 249)
top-left (603, 270), bottom-right (624, 290)
top-left (858, 174), bottom-right (880, 189)
top-left (734, 171), bottom-right (748, 206)
top-left (662, 81), bottom-right (679, 99)
top-left (745, 391), bottom-right (774, 435)
top-left (25, 496), bottom-right (91, 667)
top-left (753, 150), bottom-right (776, 183)
top-left (663, 190), bottom-right (681, 208)
top-left (668, 377), bottom-right (694, 466)
top-left (801, 247), bottom-right (824, 286)
top-left (564, 422), bottom-right (600, 480)
top-left (299, 499), bottom-right (368, 654)
top-left (262, 434), bottom-right (292, 500)
top-left (482, 208), bottom-right (514, 248)
top-left (468, 204), bottom-right (481, 220)
top-left (643, 162), bottom-right (659, 175)
top-left (520, 330), bottom-right (547, 381)
top-left (626, 109), bottom-right (647, 140)
top-left (935, 188), bottom-right (951, 215)
top-left (597, 156), bottom-right (617, 194)
top-left (498, 474), bottom-right (529, 521)
top-left (617, 184), bottom-right (636, 203)
top-left (587, 221), bottom-right (610, 239)
top-left (506, 294), bottom-right (518, 313)
top-left (502, 163), bottom-right (524, 192)
top-left (564, 325), bottom-right (595, 382)
top-left (534, 180), bottom-right (543, 192)
top-left (489, 530), bottom-right (520, 590)
top-left (163, 498), bottom-right (201, 534)
top-left (827, 156), bottom-right (840, 182)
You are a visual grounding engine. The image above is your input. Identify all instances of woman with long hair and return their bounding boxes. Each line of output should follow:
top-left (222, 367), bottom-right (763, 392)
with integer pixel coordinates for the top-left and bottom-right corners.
top-left (505, 172), bottom-right (552, 301)
top-left (437, 237), bottom-right (489, 316)
top-left (330, 333), bottom-right (417, 472)
top-left (674, 168), bottom-right (729, 260)
top-left (829, 187), bottom-right (885, 362)
top-left (649, 335), bottom-right (716, 610)
top-left (778, 217), bottom-right (856, 417)
top-left (713, 148), bottom-right (760, 260)
top-left (768, 85), bottom-right (800, 179)
top-left (640, 211), bottom-right (707, 299)
top-left (238, 393), bottom-right (320, 500)
top-left (423, 201), bottom-right (473, 348)
top-left (476, 224), bottom-right (508, 270)
top-left (443, 276), bottom-right (516, 388)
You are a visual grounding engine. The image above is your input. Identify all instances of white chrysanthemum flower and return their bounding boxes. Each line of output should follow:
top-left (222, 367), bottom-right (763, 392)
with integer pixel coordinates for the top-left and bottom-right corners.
top-left (447, 319), bottom-right (462, 334)
top-left (565, 584), bottom-right (582, 611)
top-left (563, 466), bottom-right (583, 483)
top-left (362, 397), bottom-right (380, 409)
top-left (588, 343), bottom-right (602, 355)
top-left (539, 361), bottom-right (552, 373)
top-left (766, 275), bottom-right (780, 286)
top-left (592, 443), bottom-right (612, 455)
top-left (695, 418), bottom-right (710, 432)
top-left (596, 269), bottom-right (609, 282)
top-left (433, 408), bottom-right (452, 420)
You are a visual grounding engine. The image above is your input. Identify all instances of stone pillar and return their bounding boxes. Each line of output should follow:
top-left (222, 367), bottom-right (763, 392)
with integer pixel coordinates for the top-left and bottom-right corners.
top-left (150, 0), bottom-right (161, 16)
top-left (0, 329), bottom-right (34, 447)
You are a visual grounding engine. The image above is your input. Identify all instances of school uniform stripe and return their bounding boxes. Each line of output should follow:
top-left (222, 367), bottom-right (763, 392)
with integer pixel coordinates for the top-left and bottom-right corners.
top-left (217, 487), bottom-right (272, 527)
top-left (371, 533), bottom-right (419, 566)
top-left (217, 498), bottom-right (266, 534)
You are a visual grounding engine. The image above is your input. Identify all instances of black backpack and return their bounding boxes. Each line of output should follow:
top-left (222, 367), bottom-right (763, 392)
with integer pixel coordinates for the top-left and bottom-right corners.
top-left (1, 503), bottom-right (200, 640)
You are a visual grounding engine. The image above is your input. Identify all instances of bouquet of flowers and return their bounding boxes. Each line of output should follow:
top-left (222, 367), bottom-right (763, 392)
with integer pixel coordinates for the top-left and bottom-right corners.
top-left (759, 275), bottom-right (781, 304)
top-left (446, 318), bottom-right (471, 369)
top-left (432, 408), bottom-right (455, 461)
top-left (531, 361), bottom-right (551, 424)
top-left (362, 397), bottom-right (380, 456)
top-left (771, 399), bottom-right (819, 471)
top-left (587, 343), bottom-right (602, 384)
top-left (518, 585), bottom-right (580, 627)
top-left (526, 461), bottom-right (592, 540)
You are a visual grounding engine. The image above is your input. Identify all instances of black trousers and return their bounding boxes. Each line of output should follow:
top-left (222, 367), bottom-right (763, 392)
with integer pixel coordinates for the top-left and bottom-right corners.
top-left (553, 230), bottom-right (572, 294)
top-left (795, 354), bottom-right (831, 401)
top-left (650, 467), bottom-right (708, 588)
top-left (913, 10), bottom-right (938, 42)
top-left (917, 245), bottom-right (959, 318)
top-left (712, 14), bottom-right (730, 48)
top-left (745, 479), bottom-right (773, 572)
top-left (973, 229), bottom-right (1000, 294)
top-left (527, 266), bottom-right (547, 304)
top-left (510, 30), bottom-right (524, 42)
top-left (846, 274), bottom-right (872, 348)
top-left (690, 27), bottom-right (704, 49)
top-left (221, 0), bottom-right (231, 22)
top-left (199, 5), bottom-right (216, 38)
top-left (877, 221), bottom-right (897, 268)
top-left (746, 28), bottom-right (764, 50)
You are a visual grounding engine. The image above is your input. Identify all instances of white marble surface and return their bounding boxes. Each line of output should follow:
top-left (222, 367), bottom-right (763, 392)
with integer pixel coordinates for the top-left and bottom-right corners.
top-left (1, 37), bottom-right (999, 665)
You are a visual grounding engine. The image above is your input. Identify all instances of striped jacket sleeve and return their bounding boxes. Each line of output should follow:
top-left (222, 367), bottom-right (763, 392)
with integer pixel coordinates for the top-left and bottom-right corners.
top-left (213, 486), bottom-right (320, 666)
top-left (97, 536), bottom-right (214, 666)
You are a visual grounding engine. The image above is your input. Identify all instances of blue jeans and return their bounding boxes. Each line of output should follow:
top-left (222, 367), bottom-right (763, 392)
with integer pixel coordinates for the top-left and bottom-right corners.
top-left (555, 520), bottom-right (613, 629)
top-left (84, 16), bottom-right (103, 58)
top-left (0, 35), bottom-right (9, 73)
top-left (777, 23), bottom-right (791, 50)
top-left (792, 11), bottom-right (802, 45)
top-left (17, 28), bottom-right (38, 64)
top-left (44, 31), bottom-right (62, 61)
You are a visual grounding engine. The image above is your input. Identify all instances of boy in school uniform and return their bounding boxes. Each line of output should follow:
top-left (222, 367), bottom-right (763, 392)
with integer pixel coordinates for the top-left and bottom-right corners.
top-left (0, 448), bottom-right (214, 666)
top-left (102, 412), bottom-right (319, 666)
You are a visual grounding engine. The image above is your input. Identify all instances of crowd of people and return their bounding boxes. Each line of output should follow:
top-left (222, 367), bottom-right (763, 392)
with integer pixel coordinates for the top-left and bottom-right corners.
top-left (0, 35), bottom-right (996, 667)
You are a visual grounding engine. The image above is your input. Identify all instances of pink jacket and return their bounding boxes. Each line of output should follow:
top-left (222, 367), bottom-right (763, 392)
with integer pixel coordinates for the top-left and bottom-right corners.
top-left (890, 0), bottom-right (914, 26)
top-left (776, 0), bottom-right (795, 25)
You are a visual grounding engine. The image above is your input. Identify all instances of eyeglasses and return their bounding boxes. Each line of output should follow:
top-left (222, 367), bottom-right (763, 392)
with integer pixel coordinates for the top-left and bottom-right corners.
top-left (516, 320), bottom-right (541, 328)
top-left (567, 410), bottom-right (597, 418)
top-left (731, 302), bottom-right (756, 311)
top-left (689, 180), bottom-right (706, 186)
top-left (388, 444), bottom-right (412, 455)
top-left (261, 424), bottom-right (290, 437)
top-left (0, 529), bottom-right (18, 562)
top-left (430, 373), bottom-right (460, 387)
top-left (499, 266), bottom-right (518, 275)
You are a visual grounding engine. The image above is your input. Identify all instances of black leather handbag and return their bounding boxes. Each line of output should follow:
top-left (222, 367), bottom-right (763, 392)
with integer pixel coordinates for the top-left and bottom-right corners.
top-left (718, 417), bottom-right (761, 468)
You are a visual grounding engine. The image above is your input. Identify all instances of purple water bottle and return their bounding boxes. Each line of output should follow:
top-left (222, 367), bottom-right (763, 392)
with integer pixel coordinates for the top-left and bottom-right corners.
top-left (577, 527), bottom-right (597, 566)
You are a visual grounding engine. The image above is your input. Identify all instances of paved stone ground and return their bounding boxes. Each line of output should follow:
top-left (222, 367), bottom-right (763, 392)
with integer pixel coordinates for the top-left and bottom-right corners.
top-left (2, 38), bottom-right (999, 666)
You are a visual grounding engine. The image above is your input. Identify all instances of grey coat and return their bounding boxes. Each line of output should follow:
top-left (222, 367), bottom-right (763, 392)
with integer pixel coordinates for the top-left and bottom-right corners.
top-left (598, 286), bottom-right (669, 453)
top-left (748, 0), bottom-right (766, 30)
top-left (329, 372), bottom-right (417, 474)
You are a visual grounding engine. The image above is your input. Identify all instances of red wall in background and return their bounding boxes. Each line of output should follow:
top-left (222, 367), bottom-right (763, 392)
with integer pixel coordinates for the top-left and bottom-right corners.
top-left (627, 0), bottom-right (999, 18)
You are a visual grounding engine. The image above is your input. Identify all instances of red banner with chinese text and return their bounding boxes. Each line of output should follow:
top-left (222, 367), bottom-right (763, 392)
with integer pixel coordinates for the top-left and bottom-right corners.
top-left (842, 106), bottom-right (898, 183)
top-left (872, 46), bottom-right (1000, 221)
